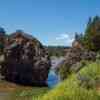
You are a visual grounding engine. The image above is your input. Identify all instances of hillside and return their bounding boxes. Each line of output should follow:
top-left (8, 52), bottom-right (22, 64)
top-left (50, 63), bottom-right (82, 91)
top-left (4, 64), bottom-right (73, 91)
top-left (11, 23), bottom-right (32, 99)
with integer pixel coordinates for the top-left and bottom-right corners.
top-left (40, 61), bottom-right (100, 100)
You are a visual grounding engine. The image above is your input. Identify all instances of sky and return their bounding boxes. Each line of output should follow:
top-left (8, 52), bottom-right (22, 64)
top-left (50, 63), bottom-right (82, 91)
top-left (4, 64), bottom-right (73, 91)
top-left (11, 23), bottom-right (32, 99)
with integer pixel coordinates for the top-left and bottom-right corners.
top-left (0, 0), bottom-right (100, 46)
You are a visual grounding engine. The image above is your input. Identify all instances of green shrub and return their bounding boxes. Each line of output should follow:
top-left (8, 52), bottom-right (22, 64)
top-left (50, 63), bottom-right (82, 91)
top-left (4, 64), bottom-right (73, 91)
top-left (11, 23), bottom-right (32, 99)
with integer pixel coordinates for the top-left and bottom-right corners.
top-left (79, 62), bottom-right (100, 81)
top-left (40, 62), bottom-right (100, 100)
top-left (59, 63), bottom-right (71, 80)
top-left (77, 62), bottom-right (100, 90)
top-left (96, 52), bottom-right (100, 61)
top-left (59, 60), bottom-right (88, 80)
top-left (41, 75), bottom-right (99, 100)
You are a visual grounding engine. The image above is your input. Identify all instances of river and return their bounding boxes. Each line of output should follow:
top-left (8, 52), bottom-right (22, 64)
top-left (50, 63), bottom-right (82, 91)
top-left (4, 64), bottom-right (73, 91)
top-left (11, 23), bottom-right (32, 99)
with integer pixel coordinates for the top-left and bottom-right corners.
top-left (47, 56), bottom-right (65, 87)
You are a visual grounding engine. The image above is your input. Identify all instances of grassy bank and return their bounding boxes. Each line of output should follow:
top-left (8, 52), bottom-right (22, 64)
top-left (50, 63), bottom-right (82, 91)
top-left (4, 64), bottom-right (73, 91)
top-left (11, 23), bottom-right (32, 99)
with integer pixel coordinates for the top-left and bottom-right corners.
top-left (0, 80), bottom-right (48, 100)
top-left (40, 62), bottom-right (100, 100)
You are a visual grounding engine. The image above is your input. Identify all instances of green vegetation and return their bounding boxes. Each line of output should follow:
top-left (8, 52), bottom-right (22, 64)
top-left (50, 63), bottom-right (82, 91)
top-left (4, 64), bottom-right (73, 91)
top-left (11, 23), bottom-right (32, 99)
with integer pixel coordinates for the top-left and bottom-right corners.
top-left (4, 62), bottom-right (99, 100)
top-left (57, 16), bottom-right (100, 81)
top-left (40, 62), bottom-right (100, 100)
top-left (1, 61), bottom-right (99, 100)
top-left (59, 62), bottom-right (71, 80)
top-left (46, 46), bottom-right (69, 57)
top-left (0, 80), bottom-right (49, 100)
top-left (78, 62), bottom-right (100, 89)
top-left (0, 16), bottom-right (100, 100)
top-left (11, 87), bottom-right (48, 100)
top-left (79, 16), bottom-right (100, 51)
top-left (59, 60), bottom-right (88, 80)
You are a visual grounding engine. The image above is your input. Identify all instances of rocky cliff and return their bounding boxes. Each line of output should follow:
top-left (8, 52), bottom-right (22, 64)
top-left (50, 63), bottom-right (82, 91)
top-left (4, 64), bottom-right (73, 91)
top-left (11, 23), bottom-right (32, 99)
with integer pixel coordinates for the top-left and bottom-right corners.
top-left (0, 31), bottom-right (51, 86)
top-left (58, 40), bottom-right (96, 80)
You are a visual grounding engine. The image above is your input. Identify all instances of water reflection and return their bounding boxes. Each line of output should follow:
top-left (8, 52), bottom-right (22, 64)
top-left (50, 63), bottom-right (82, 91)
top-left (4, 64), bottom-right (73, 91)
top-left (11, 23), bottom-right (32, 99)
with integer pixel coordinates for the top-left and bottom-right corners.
top-left (47, 70), bottom-right (60, 88)
top-left (47, 57), bottom-right (64, 87)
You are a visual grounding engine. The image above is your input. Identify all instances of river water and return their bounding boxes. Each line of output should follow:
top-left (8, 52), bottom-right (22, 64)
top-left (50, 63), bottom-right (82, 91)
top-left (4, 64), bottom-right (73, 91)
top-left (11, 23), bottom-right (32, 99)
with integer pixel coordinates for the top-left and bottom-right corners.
top-left (47, 57), bottom-right (65, 87)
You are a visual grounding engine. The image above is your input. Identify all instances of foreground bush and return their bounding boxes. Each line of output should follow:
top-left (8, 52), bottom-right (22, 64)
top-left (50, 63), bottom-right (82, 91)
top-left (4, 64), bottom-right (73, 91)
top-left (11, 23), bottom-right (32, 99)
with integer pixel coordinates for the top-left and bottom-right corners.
top-left (78, 62), bottom-right (100, 89)
top-left (41, 76), bottom-right (99, 100)
top-left (40, 62), bottom-right (100, 100)
top-left (59, 60), bottom-right (89, 80)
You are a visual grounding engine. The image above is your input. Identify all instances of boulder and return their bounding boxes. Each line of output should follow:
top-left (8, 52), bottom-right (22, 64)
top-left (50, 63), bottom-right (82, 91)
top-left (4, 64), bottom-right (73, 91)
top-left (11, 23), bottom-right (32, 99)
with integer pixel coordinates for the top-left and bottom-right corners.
top-left (0, 31), bottom-right (51, 86)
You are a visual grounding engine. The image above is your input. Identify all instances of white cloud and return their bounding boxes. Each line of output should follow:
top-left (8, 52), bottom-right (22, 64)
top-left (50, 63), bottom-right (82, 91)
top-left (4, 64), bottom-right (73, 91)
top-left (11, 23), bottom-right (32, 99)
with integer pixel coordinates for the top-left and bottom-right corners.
top-left (54, 33), bottom-right (74, 46)
top-left (56, 33), bottom-right (69, 40)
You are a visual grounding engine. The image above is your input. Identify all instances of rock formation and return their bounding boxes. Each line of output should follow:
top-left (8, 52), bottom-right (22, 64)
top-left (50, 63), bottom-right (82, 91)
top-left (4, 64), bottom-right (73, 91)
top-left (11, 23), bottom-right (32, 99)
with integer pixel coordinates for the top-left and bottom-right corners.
top-left (0, 30), bottom-right (51, 86)
top-left (58, 40), bottom-right (96, 79)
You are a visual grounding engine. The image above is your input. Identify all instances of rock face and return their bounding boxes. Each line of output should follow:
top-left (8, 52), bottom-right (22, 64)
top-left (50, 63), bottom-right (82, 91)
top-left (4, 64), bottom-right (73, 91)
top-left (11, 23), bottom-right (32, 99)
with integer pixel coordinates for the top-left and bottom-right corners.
top-left (0, 31), bottom-right (51, 86)
top-left (65, 47), bottom-right (96, 67)
top-left (58, 40), bottom-right (96, 80)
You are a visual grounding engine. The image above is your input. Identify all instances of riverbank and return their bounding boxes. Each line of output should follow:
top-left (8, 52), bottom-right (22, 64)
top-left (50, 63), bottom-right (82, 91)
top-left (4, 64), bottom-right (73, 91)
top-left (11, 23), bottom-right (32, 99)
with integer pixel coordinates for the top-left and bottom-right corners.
top-left (0, 57), bottom-right (62, 100)
top-left (0, 80), bottom-right (48, 100)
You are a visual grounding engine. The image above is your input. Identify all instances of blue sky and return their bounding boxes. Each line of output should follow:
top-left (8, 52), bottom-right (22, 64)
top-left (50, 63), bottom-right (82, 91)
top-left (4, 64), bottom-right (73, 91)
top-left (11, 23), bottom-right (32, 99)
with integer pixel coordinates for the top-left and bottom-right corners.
top-left (0, 0), bottom-right (100, 46)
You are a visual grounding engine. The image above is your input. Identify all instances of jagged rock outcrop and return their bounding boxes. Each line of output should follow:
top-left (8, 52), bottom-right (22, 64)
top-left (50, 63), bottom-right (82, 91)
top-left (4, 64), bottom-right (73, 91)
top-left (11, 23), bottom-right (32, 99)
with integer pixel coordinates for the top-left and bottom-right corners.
top-left (0, 30), bottom-right (51, 86)
top-left (58, 40), bottom-right (96, 80)
top-left (65, 47), bottom-right (96, 66)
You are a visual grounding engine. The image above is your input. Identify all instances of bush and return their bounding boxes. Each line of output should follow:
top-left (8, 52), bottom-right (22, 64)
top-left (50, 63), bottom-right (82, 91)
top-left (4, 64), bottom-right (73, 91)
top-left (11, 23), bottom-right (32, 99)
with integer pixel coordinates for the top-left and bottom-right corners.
top-left (96, 52), bottom-right (100, 61)
top-left (41, 75), bottom-right (99, 100)
top-left (40, 62), bottom-right (100, 100)
top-left (59, 63), bottom-right (71, 80)
top-left (79, 62), bottom-right (100, 79)
top-left (77, 62), bottom-right (100, 89)
top-left (59, 60), bottom-right (88, 80)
